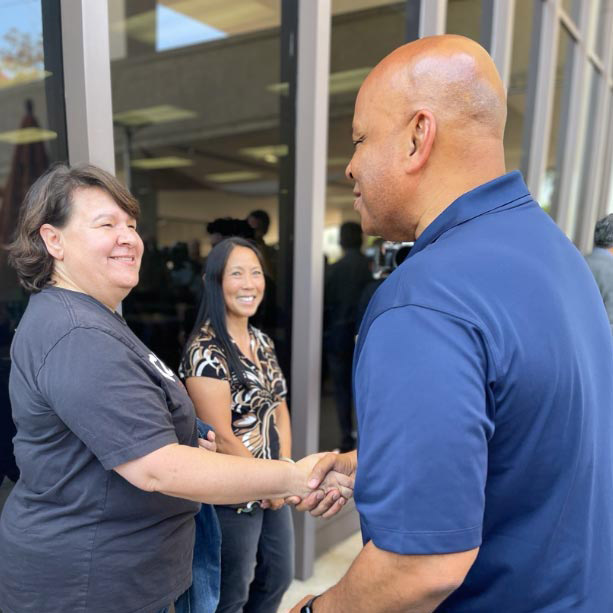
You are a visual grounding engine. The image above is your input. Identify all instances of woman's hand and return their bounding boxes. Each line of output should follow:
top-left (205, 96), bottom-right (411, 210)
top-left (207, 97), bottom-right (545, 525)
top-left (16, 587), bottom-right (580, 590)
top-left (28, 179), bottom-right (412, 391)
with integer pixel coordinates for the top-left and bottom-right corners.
top-left (260, 498), bottom-right (285, 510)
top-left (198, 430), bottom-right (217, 453)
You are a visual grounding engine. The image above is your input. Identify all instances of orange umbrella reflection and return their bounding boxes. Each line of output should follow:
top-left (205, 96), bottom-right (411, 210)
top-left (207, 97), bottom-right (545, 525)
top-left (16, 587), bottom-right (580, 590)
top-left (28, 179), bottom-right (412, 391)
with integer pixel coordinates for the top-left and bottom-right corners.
top-left (0, 98), bottom-right (50, 246)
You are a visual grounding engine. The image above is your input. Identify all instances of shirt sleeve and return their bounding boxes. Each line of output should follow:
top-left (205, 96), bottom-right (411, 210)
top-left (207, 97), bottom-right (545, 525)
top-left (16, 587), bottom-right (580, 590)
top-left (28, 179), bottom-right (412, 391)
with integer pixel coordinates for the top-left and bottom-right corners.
top-left (36, 327), bottom-right (180, 470)
top-left (183, 338), bottom-right (230, 381)
top-left (354, 305), bottom-right (495, 555)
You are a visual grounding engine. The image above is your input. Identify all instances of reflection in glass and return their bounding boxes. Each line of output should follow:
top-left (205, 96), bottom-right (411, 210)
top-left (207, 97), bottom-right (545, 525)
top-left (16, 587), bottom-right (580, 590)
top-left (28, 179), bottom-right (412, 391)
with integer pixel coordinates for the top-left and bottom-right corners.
top-left (321, 2), bottom-right (405, 452)
top-left (446, 0), bottom-right (482, 41)
top-left (0, 0), bottom-right (67, 503)
top-left (505, 0), bottom-right (534, 171)
top-left (541, 24), bottom-right (573, 212)
top-left (109, 0), bottom-right (288, 375)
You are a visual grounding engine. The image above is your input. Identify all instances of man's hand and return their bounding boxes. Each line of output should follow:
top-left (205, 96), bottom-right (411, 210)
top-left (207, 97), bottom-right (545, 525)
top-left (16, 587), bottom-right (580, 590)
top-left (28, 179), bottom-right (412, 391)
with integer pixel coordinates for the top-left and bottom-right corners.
top-left (288, 451), bottom-right (357, 518)
top-left (197, 430), bottom-right (217, 453)
top-left (293, 453), bottom-right (354, 502)
top-left (288, 594), bottom-right (315, 612)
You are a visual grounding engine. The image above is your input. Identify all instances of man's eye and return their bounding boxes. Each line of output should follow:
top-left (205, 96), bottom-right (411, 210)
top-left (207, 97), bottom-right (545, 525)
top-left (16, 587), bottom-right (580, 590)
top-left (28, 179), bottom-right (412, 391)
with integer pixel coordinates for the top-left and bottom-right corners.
top-left (352, 138), bottom-right (364, 147)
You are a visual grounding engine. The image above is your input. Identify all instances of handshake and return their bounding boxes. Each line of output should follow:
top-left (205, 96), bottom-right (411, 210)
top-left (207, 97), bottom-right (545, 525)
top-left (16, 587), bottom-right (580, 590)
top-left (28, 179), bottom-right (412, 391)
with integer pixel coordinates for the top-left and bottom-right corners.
top-left (285, 451), bottom-right (358, 519)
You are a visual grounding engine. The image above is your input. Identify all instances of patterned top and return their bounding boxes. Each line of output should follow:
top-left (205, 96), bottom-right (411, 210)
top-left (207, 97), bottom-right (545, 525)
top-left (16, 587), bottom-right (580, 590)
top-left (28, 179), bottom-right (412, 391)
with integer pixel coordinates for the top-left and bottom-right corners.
top-left (179, 321), bottom-right (287, 460)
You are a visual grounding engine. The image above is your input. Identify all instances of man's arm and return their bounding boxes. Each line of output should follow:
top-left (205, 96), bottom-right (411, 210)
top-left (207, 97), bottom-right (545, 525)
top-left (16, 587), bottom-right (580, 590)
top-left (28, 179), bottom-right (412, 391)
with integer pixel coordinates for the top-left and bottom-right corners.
top-left (291, 541), bottom-right (478, 613)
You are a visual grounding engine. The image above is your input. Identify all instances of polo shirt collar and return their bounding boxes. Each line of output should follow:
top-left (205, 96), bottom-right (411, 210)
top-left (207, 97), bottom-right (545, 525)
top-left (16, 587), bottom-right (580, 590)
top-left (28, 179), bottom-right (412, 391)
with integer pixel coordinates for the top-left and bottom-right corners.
top-left (409, 170), bottom-right (531, 258)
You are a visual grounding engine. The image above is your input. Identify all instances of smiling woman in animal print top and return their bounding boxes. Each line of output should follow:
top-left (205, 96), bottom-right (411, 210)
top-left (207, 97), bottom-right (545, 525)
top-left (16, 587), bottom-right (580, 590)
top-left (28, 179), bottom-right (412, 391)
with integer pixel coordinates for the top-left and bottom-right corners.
top-left (180, 236), bottom-right (294, 613)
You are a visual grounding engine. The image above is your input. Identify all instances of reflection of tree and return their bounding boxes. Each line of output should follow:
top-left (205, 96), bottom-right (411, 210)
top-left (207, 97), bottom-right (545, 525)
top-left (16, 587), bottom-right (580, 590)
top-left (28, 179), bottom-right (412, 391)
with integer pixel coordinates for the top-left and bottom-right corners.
top-left (0, 28), bottom-right (44, 79)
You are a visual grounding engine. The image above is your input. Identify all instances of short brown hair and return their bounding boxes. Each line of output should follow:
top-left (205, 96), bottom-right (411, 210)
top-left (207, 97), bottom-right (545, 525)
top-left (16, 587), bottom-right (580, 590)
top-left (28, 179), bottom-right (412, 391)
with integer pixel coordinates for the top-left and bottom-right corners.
top-left (7, 163), bottom-right (140, 292)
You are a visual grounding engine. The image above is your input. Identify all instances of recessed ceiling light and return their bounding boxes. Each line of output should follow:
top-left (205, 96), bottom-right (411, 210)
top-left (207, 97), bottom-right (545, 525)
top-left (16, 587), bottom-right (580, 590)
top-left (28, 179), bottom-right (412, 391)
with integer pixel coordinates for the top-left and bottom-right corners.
top-left (114, 105), bottom-right (197, 126)
top-left (131, 156), bottom-right (193, 169)
top-left (240, 144), bottom-right (288, 160)
top-left (267, 67), bottom-right (372, 96)
top-left (0, 127), bottom-right (57, 145)
top-left (205, 170), bottom-right (262, 183)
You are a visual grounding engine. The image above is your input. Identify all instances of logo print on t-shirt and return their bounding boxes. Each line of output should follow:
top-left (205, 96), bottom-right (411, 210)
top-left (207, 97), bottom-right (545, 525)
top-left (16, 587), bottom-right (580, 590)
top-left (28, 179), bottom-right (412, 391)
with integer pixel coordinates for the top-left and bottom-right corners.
top-left (148, 353), bottom-right (175, 381)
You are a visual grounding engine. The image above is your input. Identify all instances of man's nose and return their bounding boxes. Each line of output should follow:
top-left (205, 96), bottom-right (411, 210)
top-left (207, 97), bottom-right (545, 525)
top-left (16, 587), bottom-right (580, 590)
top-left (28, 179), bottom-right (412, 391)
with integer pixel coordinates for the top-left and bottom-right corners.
top-left (345, 159), bottom-right (354, 181)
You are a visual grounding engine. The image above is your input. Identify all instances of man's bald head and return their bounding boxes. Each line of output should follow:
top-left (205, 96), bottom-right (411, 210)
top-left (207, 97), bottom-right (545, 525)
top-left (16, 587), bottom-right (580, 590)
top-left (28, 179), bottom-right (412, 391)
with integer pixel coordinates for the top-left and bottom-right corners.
top-left (363, 35), bottom-right (507, 139)
top-left (346, 35), bottom-right (508, 242)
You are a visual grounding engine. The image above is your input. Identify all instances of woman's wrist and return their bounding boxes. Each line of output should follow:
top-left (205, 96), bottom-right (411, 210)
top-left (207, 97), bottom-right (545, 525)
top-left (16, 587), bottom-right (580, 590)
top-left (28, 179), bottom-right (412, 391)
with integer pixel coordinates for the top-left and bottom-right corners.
top-left (286, 460), bottom-right (310, 499)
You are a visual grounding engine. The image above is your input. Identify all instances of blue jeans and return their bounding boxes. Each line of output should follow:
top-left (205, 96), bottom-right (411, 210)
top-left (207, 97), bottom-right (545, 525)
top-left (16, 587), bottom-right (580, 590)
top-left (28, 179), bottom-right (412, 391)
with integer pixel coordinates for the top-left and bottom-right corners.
top-left (215, 504), bottom-right (294, 613)
top-left (174, 503), bottom-right (221, 613)
top-left (173, 419), bottom-right (222, 613)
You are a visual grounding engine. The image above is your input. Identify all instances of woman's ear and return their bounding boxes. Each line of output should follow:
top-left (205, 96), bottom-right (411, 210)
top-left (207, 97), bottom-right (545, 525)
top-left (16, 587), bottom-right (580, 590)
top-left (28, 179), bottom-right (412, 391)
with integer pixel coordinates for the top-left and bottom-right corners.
top-left (406, 109), bottom-right (436, 173)
top-left (39, 224), bottom-right (64, 260)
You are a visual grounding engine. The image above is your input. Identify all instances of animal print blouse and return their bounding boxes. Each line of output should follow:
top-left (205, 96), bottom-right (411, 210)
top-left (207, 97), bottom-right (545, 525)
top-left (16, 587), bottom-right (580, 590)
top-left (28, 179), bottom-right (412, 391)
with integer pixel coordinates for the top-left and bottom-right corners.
top-left (180, 321), bottom-right (287, 460)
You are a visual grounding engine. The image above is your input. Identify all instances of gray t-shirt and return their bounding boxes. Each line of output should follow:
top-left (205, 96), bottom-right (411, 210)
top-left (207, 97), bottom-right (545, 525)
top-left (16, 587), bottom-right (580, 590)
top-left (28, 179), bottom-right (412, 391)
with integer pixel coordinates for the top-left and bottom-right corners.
top-left (0, 287), bottom-right (200, 613)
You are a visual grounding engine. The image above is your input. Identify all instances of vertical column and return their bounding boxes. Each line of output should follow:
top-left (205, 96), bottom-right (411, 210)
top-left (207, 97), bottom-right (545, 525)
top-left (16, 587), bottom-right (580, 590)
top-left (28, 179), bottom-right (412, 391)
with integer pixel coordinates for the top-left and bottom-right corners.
top-left (484, 0), bottom-right (516, 89)
top-left (60, 0), bottom-right (115, 173)
top-left (291, 0), bottom-right (331, 580)
top-left (576, 7), bottom-right (613, 250)
top-left (521, 0), bottom-right (559, 197)
top-left (550, 4), bottom-right (589, 233)
top-left (419, 0), bottom-right (446, 36)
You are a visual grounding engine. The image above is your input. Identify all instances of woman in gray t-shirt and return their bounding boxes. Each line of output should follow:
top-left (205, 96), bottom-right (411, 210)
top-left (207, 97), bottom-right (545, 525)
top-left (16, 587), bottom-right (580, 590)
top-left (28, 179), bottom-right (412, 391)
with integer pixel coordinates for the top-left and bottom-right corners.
top-left (0, 164), bottom-right (352, 613)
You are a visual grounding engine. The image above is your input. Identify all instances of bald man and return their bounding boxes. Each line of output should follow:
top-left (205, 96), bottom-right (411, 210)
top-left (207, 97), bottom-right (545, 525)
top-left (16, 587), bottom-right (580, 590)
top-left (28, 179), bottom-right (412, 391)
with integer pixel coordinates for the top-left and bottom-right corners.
top-left (291, 35), bottom-right (613, 613)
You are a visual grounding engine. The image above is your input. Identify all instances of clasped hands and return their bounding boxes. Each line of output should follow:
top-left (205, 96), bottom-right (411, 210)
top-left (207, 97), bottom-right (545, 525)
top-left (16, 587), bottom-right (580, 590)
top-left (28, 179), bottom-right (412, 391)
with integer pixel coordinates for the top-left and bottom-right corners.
top-left (198, 430), bottom-right (356, 518)
top-left (286, 451), bottom-right (357, 518)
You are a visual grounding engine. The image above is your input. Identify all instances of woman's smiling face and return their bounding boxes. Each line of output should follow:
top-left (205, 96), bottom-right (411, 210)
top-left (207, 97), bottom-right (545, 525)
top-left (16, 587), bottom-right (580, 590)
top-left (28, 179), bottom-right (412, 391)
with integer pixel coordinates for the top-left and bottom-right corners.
top-left (222, 245), bottom-right (265, 321)
top-left (50, 187), bottom-right (143, 309)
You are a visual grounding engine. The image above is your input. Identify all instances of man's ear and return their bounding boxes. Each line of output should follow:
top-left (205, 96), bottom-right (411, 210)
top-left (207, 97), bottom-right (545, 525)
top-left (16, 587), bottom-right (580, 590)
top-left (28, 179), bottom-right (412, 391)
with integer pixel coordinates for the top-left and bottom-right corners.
top-left (406, 109), bottom-right (436, 173)
top-left (39, 224), bottom-right (64, 260)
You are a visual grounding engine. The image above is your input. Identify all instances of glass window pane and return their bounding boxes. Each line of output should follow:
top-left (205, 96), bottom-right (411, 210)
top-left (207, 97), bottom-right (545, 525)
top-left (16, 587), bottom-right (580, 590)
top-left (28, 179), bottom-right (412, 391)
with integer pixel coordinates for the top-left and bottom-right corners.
top-left (109, 1), bottom-right (290, 374)
top-left (322, 2), bottom-right (406, 452)
top-left (570, 64), bottom-right (601, 239)
top-left (446, 0), bottom-right (483, 41)
top-left (541, 24), bottom-right (574, 212)
top-left (0, 0), bottom-right (67, 506)
top-left (505, 0), bottom-right (534, 171)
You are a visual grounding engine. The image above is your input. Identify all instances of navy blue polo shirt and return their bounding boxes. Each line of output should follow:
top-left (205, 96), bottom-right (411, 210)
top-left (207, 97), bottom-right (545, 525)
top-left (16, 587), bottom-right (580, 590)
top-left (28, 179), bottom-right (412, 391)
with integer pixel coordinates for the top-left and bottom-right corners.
top-left (353, 171), bottom-right (613, 611)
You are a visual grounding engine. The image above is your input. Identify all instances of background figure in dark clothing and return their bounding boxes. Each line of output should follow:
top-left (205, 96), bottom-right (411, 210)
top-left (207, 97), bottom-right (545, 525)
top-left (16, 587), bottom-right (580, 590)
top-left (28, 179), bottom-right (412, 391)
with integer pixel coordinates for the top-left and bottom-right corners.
top-left (247, 209), bottom-right (277, 280)
top-left (324, 222), bottom-right (372, 451)
top-left (0, 306), bottom-right (19, 488)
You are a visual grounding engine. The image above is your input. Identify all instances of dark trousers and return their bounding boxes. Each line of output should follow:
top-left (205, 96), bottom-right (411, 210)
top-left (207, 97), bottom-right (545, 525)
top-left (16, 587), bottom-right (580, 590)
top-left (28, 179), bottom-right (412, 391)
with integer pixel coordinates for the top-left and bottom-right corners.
top-left (326, 350), bottom-right (355, 451)
top-left (214, 504), bottom-right (294, 613)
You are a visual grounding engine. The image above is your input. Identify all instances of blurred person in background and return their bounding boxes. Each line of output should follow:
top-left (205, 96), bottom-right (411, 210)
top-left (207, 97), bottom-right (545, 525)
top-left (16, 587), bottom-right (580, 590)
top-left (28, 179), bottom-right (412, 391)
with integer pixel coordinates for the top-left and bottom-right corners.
top-left (585, 213), bottom-right (613, 332)
top-left (323, 221), bottom-right (372, 452)
top-left (247, 209), bottom-right (277, 280)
